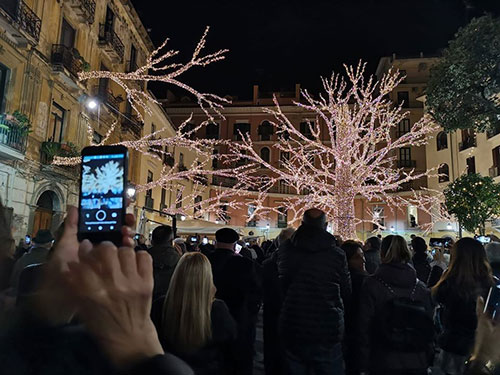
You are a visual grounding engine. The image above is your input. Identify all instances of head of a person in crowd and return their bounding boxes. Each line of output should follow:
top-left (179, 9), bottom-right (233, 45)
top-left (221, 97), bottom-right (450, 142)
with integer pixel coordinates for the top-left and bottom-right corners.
top-left (380, 235), bottom-right (411, 264)
top-left (302, 208), bottom-right (327, 230)
top-left (0, 199), bottom-right (15, 259)
top-left (277, 227), bottom-right (295, 247)
top-left (341, 240), bottom-right (366, 273)
top-left (486, 242), bottom-right (500, 266)
top-left (32, 229), bottom-right (54, 250)
top-left (433, 237), bottom-right (494, 296)
top-left (364, 236), bottom-right (381, 253)
top-left (151, 225), bottom-right (174, 247)
top-left (381, 235), bottom-right (394, 255)
top-left (163, 252), bottom-right (215, 353)
top-left (334, 235), bottom-right (343, 246)
top-left (411, 236), bottom-right (427, 255)
top-left (215, 228), bottom-right (239, 251)
top-left (377, 234), bottom-right (382, 239)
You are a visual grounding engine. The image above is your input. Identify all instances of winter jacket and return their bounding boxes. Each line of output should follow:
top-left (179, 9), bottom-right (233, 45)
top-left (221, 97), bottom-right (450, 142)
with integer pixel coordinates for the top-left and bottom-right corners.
top-left (10, 246), bottom-right (50, 290)
top-left (277, 224), bottom-right (351, 349)
top-left (152, 298), bottom-right (237, 375)
top-left (412, 252), bottom-right (432, 284)
top-left (147, 245), bottom-right (180, 299)
top-left (358, 262), bottom-right (434, 373)
top-left (434, 278), bottom-right (491, 356)
top-left (364, 248), bottom-right (381, 274)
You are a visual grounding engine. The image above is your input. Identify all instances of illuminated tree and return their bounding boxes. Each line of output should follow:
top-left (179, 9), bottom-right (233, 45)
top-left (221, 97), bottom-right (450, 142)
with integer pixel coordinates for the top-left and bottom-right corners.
top-left (229, 63), bottom-right (446, 239)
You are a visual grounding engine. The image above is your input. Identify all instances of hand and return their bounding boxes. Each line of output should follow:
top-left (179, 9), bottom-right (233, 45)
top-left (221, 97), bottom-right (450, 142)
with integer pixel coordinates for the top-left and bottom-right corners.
top-left (432, 247), bottom-right (445, 263)
top-left (66, 242), bottom-right (163, 368)
top-left (470, 296), bottom-right (500, 365)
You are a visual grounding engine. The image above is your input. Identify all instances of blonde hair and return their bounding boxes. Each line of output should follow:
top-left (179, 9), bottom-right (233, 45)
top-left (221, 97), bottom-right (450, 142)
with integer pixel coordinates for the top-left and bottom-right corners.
top-left (381, 235), bottom-right (412, 264)
top-left (163, 252), bottom-right (215, 353)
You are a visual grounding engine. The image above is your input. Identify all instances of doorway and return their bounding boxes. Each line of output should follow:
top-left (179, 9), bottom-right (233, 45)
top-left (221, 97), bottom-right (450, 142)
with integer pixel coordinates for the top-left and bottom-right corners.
top-left (32, 191), bottom-right (58, 235)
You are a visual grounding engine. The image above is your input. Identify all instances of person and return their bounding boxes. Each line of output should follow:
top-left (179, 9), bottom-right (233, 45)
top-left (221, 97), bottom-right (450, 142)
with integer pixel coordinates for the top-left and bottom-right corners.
top-left (262, 228), bottom-right (295, 375)
top-left (411, 236), bottom-right (432, 284)
top-left (0, 201), bottom-right (15, 292)
top-left (433, 238), bottom-right (495, 375)
top-left (340, 240), bottom-right (368, 375)
top-left (135, 234), bottom-right (149, 251)
top-left (358, 235), bottom-right (435, 375)
top-left (153, 252), bottom-right (237, 375)
top-left (486, 242), bottom-right (500, 279)
top-left (278, 208), bottom-right (351, 375)
top-left (364, 236), bottom-right (381, 274)
top-left (13, 237), bottom-right (31, 261)
top-left (148, 225), bottom-right (180, 299)
top-left (207, 228), bottom-right (261, 375)
top-left (173, 238), bottom-right (187, 256)
top-left (9, 229), bottom-right (54, 291)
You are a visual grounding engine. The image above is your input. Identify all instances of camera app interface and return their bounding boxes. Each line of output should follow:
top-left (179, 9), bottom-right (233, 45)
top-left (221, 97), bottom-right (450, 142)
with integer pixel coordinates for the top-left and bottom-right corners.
top-left (80, 154), bottom-right (124, 233)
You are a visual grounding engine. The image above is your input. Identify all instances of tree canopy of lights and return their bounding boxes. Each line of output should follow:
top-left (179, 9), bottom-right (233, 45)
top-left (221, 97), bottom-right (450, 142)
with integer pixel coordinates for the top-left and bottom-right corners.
top-left (427, 15), bottom-right (500, 132)
top-left (228, 62), bottom-right (447, 239)
top-left (444, 173), bottom-right (500, 236)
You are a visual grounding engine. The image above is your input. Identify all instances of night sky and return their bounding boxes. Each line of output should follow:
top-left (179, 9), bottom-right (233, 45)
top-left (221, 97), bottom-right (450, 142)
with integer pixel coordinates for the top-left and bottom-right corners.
top-left (131, 0), bottom-right (500, 99)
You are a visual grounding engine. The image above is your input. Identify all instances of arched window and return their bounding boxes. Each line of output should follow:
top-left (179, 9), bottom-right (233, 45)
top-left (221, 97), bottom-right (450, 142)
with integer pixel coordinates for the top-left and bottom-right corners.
top-left (260, 147), bottom-right (270, 163)
top-left (437, 132), bottom-right (448, 151)
top-left (438, 163), bottom-right (450, 183)
top-left (258, 121), bottom-right (274, 141)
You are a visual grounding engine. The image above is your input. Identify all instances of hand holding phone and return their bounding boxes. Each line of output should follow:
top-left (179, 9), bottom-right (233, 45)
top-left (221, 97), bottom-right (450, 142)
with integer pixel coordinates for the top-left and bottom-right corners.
top-left (484, 285), bottom-right (500, 322)
top-left (235, 244), bottom-right (242, 253)
top-left (25, 235), bottom-right (31, 245)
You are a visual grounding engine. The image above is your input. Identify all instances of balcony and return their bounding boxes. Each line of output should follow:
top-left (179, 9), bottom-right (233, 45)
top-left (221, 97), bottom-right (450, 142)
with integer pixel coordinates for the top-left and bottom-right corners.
top-left (144, 196), bottom-right (154, 210)
top-left (193, 174), bottom-right (208, 185)
top-left (163, 154), bottom-right (175, 167)
top-left (178, 164), bottom-right (188, 173)
top-left (212, 175), bottom-right (237, 188)
top-left (120, 115), bottom-right (142, 138)
top-left (459, 138), bottom-right (477, 151)
top-left (98, 23), bottom-right (124, 63)
top-left (93, 85), bottom-right (122, 112)
top-left (397, 160), bottom-right (417, 168)
top-left (40, 141), bottom-right (79, 165)
top-left (0, 114), bottom-right (28, 159)
top-left (490, 166), bottom-right (500, 178)
top-left (64, 0), bottom-right (95, 24)
top-left (0, 0), bottom-right (41, 45)
top-left (51, 45), bottom-right (84, 79)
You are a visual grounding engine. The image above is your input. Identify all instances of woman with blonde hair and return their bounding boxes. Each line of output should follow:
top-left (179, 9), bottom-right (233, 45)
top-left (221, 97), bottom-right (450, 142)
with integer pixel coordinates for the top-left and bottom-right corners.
top-left (357, 235), bottom-right (434, 375)
top-left (152, 252), bottom-right (236, 375)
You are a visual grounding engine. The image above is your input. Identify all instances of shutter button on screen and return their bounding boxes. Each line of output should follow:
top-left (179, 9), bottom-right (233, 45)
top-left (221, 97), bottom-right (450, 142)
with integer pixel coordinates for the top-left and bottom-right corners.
top-left (96, 210), bottom-right (107, 221)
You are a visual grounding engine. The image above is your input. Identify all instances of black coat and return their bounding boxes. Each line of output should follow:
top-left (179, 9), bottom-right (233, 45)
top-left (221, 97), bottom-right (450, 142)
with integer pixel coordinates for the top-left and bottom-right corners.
top-left (434, 278), bottom-right (491, 356)
top-left (277, 224), bottom-right (351, 349)
top-left (152, 298), bottom-right (237, 375)
top-left (147, 245), bottom-right (180, 299)
top-left (412, 252), bottom-right (432, 285)
top-left (364, 248), bottom-right (381, 275)
top-left (358, 262), bottom-right (434, 373)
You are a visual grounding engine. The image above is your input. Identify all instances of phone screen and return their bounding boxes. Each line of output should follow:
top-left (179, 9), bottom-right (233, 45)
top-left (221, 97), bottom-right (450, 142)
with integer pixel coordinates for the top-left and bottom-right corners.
top-left (235, 244), bottom-right (242, 253)
top-left (484, 284), bottom-right (500, 322)
top-left (25, 235), bottom-right (31, 245)
top-left (476, 236), bottom-right (491, 244)
top-left (202, 238), bottom-right (208, 245)
top-left (78, 147), bottom-right (127, 244)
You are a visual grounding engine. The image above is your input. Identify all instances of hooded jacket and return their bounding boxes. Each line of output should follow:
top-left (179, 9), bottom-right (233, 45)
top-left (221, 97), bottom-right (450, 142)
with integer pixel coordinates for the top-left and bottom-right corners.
top-left (148, 245), bottom-right (180, 299)
top-left (277, 224), bottom-right (351, 347)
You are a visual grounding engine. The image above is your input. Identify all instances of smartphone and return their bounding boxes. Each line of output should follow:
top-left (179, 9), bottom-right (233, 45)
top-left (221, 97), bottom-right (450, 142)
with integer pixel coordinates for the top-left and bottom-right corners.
top-left (429, 238), bottom-right (444, 248)
top-left (245, 242), bottom-right (250, 246)
top-left (484, 284), bottom-right (500, 322)
top-left (134, 234), bottom-right (140, 240)
top-left (25, 235), bottom-right (31, 245)
top-left (235, 243), bottom-right (242, 253)
top-left (190, 236), bottom-right (198, 243)
top-left (476, 236), bottom-right (491, 244)
top-left (202, 237), bottom-right (208, 245)
top-left (431, 249), bottom-right (437, 256)
top-left (78, 145), bottom-right (128, 246)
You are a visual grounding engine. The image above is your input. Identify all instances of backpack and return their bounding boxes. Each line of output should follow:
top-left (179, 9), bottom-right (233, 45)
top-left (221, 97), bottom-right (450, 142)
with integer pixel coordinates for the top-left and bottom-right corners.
top-left (374, 276), bottom-right (435, 352)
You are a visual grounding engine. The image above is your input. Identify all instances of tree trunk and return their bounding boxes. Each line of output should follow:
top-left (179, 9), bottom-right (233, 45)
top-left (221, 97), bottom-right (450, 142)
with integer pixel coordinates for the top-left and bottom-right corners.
top-left (332, 191), bottom-right (356, 240)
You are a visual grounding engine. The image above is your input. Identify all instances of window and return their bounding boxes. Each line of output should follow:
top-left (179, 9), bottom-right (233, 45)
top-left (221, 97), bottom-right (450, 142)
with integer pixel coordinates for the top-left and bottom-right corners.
top-left (98, 63), bottom-right (110, 98)
top-left (437, 131), bottom-right (448, 151)
top-left (145, 170), bottom-right (153, 201)
top-left (104, 6), bottom-right (115, 32)
top-left (300, 121), bottom-right (315, 140)
top-left (176, 189), bottom-right (182, 209)
top-left (398, 147), bottom-right (413, 168)
top-left (92, 131), bottom-right (102, 145)
top-left (466, 156), bottom-right (476, 174)
top-left (277, 207), bottom-right (288, 228)
top-left (247, 204), bottom-right (257, 227)
top-left (460, 129), bottom-right (476, 150)
top-left (408, 206), bottom-right (418, 228)
top-left (278, 180), bottom-right (290, 194)
top-left (258, 121), bottom-right (273, 141)
top-left (194, 195), bottom-right (202, 215)
top-left (151, 123), bottom-right (156, 135)
top-left (179, 152), bottom-right (184, 167)
top-left (397, 91), bottom-right (409, 108)
top-left (260, 147), bottom-right (270, 164)
top-left (129, 44), bottom-right (137, 72)
top-left (206, 122), bottom-right (219, 139)
top-left (236, 151), bottom-right (246, 167)
top-left (49, 102), bottom-right (66, 143)
top-left (397, 119), bottom-right (410, 136)
top-left (181, 123), bottom-right (196, 140)
top-left (280, 151), bottom-right (290, 168)
top-left (160, 188), bottom-right (167, 209)
top-left (372, 206), bottom-right (385, 231)
top-left (493, 146), bottom-right (500, 167)
top-left (212, 149), bottom-right (218, 169)
top-left (234, 122), bottom-right (250, 141)
top-left (0, 63), bottom-right (10, 112)
top-left (60, 19), bottom-right (76, 48)
top-left (438, 164), bottom-right (450, 183)
top-left (220, 202), bottom-right (229, 223)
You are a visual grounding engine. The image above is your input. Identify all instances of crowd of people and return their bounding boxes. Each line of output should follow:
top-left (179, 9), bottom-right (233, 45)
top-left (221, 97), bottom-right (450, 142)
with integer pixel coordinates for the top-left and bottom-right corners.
top-left (0, 200), bottom-right (499, 375)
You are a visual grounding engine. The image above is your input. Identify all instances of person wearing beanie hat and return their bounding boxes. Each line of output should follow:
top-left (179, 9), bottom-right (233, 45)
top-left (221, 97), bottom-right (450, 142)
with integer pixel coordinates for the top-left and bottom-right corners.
top-left (207, 228), bottom-right (261, 375)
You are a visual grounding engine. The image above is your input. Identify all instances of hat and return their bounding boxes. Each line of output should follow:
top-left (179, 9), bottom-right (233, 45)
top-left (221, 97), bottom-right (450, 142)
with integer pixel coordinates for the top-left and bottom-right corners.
top-left (215, 228), bottom-right (239, 244)
top-left (33, 229), bottom-right (54, 244)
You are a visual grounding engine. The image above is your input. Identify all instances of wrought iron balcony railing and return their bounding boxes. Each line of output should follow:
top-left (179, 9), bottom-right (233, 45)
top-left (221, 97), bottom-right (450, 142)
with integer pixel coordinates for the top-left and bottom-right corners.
top-left (72, 0), bottom-right (95, 24)
top-left (51, 44), bottom-right (83, 78)
top-left (397, 159), bottom-right (417, 168)
top-left (0, 0), bottom-right (41, 42)
top-left (144, 196), bottom-right (154, 210)
top-left (120, 114), bottom-right (142, 138)
top-left (459, 138), bottom-right (477, 151)
top-left (98, 23), bottom-right (124, 62)
top-left (0, 114), bottom-right (27, 154)
top-left (163, 154), bottom-right (175, 167)
top-left (212, 175), bottom-right (237, 188)
top-left (93, 85), bottom-right (122, 112)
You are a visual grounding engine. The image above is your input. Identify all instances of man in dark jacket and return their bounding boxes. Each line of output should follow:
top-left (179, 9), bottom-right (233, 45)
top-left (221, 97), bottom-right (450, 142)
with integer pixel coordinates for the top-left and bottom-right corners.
top-left (363, 236), bottom-right (381, 274)
top-left (486, 242), bottom-right (500, 279)
top-left (278, 208), bottom-right (351, 375)
top-left (411, 236), bottom-right (432, 284)
top-left (207, 228), bottom-right (261, 375)
top-left (148, 225), bottom-right (180, 299)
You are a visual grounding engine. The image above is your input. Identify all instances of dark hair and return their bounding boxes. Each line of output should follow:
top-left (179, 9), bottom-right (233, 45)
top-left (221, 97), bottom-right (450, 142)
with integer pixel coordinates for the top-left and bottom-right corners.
top-left (380, 235), bottom-right (394, 259)
top-left (341, 240), bottom-right (363, 261)
top-left (152, 225), bottom-right (174, 246)
top-left (411, 237), bottom-right (427, 254)
top-left (302, 208), bottom-right (327, 228)
top-left (366, 236), bottom-right (381, 251)
top-left (382, 235), bottom-right (412, 264)
top-left (433, 237), bottom-right (494, 298)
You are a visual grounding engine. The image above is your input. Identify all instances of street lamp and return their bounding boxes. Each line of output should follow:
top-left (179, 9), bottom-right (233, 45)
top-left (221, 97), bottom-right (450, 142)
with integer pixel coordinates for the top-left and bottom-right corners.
top-left (126, 184), bottom-right (136, 201)
top-left (180, 215), bottom-right (186, 221)
top-left (87, 98), bottom-right (98, 110)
